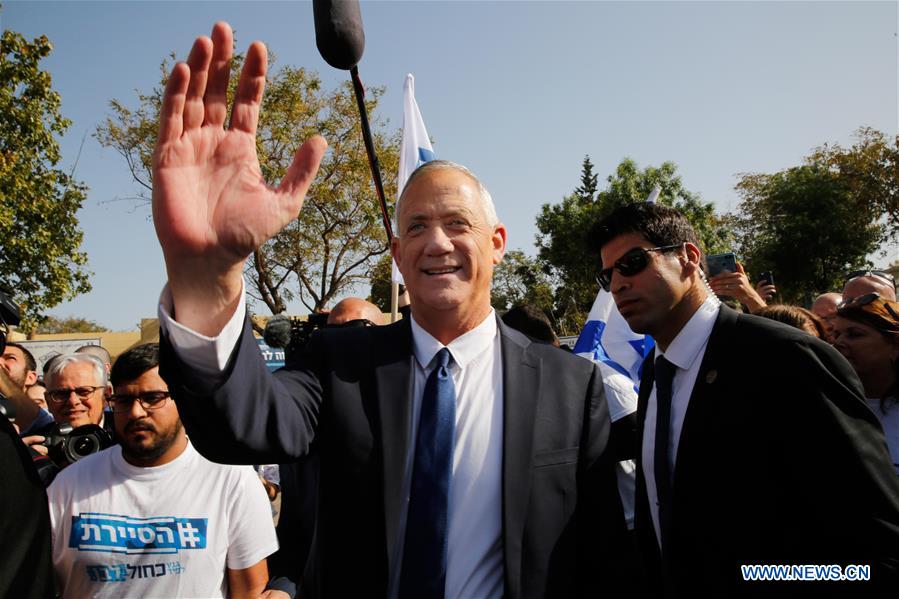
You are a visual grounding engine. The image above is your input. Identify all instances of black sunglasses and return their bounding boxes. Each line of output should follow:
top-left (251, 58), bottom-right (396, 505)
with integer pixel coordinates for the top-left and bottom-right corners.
top-left (838, 292), bottom-right (899, 320)
top-left (598, 244), bottom-right (683, 292)
top-left (327, 318), bottom-right (376, 329)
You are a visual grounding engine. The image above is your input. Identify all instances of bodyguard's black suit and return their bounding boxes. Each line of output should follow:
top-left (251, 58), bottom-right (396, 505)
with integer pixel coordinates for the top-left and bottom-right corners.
top-left (634, 307), bottom-right (899, 597)
top-left (161, 314), bottom-right (627, 598)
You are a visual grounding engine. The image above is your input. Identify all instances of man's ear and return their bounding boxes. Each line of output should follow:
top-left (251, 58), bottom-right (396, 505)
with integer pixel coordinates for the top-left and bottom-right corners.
top-left (681, 242), bottom-right (703, 276)
top-left (25, 370), bottom-right (37, 388)
top-left (492, 222), bottom-right (507, 265)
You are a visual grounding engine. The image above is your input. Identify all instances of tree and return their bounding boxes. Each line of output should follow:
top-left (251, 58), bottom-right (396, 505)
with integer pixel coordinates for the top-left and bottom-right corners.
top-left (733, 164), bottom-right (882, 304)
top-left (96, 50), bottom-right (400, 317)
top-left (0, 28), bottom-right (91, 332)
top-left (490, 250), bottom-right (554, 315)
top-left (36, 315), bottom-right (108, 334)
top-left (807, 126), bottom-right (899, 244)
top-left (368, 253), bottom-right (393, 313)
top-left (536, 158), bottom-right (731, 330)
top-left (574, 155), bottom-right (598, 203)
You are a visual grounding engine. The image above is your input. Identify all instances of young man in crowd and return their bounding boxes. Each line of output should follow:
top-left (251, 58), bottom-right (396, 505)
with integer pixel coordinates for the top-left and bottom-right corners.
top-left (593, 202), bottom-right (899, 597)
top-left (47, 343), bottom-right (277, 598)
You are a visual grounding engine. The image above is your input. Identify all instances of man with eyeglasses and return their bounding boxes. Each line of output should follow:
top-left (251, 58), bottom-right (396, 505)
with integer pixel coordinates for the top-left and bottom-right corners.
top-left (593, 202), bottom-right (899, 597)
top-left (47, 343), bottom-right (277, 598)
top-left (843, 269), bottom-right (897, 302)
top-left (23, 354), bottom-right (113, 459)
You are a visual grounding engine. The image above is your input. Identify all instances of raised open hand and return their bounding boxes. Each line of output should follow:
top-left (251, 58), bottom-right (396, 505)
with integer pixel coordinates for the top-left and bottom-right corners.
top-left (151, 22), bottom-right (326, 333)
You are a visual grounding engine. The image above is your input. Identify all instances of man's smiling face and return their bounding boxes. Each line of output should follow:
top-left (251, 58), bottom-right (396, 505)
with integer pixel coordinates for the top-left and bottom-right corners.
top-left (392, 168), bottom-right (505, 329)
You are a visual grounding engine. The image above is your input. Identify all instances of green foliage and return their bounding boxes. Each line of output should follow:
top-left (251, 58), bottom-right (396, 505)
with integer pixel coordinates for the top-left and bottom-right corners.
top-left (574, 155), bottom-right (598, 202)
top-left (36, 315), bottom-right (108, 334)
top-left (806, 126), bottom-right (899, 244)
top-left (536, 157), bottom-right (730, 331)
top-left (733, 164), bottom-right (882, 304)
top-left (96, 50), bottom-right (399, 314)
top-left (490, 250), bottom-right (554, 315)
top-left (367, 253), bottom-right (393, 313)
top-left (0, 28), bottom-right (91, 332)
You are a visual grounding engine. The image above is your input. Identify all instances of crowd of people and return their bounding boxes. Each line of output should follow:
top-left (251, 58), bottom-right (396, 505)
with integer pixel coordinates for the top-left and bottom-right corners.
top-left (1, 19), bottom-right (898, 599)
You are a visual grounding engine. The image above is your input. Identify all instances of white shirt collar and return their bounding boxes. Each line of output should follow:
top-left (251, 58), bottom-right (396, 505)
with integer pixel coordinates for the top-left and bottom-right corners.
top-left (409, 309), bottom-right (497, 370)
top-left (657, 294), bottom-right (720, 371)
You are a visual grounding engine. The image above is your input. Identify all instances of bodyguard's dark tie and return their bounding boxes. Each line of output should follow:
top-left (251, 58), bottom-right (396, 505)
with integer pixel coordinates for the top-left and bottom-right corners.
top-left (400, 347), bottom-right (456, 599)
top-left (653, 356), bottom-right (676, 556)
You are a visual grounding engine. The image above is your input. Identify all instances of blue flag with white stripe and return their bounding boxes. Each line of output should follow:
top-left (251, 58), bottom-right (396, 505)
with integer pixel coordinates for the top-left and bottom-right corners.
top-left (573, 288), bottom-right (654, 393)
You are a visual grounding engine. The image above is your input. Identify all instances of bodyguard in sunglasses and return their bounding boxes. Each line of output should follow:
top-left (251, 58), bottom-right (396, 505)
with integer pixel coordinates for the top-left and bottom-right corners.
top-left (593, 202), bottom-right (899, 597)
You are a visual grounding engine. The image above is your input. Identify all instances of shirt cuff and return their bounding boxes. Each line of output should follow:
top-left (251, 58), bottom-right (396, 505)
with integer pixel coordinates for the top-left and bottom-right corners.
top-left (157, 280), bottom-right (247, 375)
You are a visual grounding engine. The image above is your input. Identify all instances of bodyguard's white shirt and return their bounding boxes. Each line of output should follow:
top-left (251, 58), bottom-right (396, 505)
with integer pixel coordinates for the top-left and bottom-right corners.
top-left (641, 295), bottom-right (720, 548)
top-left (158, 284), bottom-right (505, 599)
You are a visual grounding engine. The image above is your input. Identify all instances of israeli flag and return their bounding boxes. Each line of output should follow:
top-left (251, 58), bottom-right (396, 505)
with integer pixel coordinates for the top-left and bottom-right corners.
top-left (573, 289), bottom-right (654, 397)
top-left (393, 73), bottom-right (435, 284)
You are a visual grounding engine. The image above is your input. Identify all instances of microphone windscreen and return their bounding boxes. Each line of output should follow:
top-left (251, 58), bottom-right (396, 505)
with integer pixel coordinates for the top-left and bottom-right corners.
top-left (313, 0), bottom-right (365, 70)
top-left (264, 314), bottom-right (294, 349)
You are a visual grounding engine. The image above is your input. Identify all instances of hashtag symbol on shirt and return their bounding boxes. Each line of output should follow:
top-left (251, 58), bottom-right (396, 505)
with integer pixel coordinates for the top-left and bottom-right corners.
top-left (177, 522), bottom-right (202, 548)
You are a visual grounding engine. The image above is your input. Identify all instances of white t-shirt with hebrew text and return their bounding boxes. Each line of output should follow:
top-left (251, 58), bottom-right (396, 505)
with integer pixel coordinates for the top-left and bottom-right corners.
top-left (48, 440), bottom-right (277, 598)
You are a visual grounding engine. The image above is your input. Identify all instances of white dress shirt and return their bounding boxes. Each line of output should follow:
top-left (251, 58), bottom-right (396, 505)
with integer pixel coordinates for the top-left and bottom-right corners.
top-left (641, 295), bottom-right (720, 547)
top-left (158, 284), bottom-right (505, 599)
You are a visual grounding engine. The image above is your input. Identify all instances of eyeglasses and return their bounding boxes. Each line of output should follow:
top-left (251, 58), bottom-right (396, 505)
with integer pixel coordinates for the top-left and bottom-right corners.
top-left (598, 244), bottom-right (683, 291)
top-left (107, 391), bottom-right (171, 413)
top-left (46, 385), bottom-right (105, 403)
top-left (838, 293), bottom-right (899, 320)
top-left (844, 269), bottom-right (896, 288)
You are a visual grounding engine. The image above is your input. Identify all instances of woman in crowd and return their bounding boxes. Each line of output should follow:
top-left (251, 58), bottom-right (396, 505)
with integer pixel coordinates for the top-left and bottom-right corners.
top-left (832, 293), bottom-right (899, 474)
top-left (755, 304), bottom-right (826, 338)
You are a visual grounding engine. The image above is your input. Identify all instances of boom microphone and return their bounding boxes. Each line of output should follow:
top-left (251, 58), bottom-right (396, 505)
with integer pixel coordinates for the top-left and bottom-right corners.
top-left (313, 0), bottom-right (365, 70)
top-left (263, 314), bottom-right (293, 350)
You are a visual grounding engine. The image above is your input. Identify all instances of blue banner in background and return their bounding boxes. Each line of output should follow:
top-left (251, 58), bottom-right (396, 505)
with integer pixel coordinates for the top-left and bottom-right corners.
top-left (256, 338), bottom-right (285, 371)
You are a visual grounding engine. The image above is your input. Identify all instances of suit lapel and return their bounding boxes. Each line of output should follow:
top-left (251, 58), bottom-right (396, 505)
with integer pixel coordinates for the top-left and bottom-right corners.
top-left (375, 319), bottom-right (416, 580)
top-left (498, 319), bottom-right (540, 598)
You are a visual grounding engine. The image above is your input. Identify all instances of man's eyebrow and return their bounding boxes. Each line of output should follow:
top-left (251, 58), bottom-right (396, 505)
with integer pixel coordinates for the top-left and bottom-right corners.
top-left (406, 207), bottom-right (476, 221)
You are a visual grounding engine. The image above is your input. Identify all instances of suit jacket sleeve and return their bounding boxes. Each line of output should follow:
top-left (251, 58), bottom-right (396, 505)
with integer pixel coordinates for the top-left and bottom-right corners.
top-left (778, 334), bottom-right (899, 584)
top-left (159, 311), bottom-right (324, 465)
top-left (576, 362), bottom-right (630, 595)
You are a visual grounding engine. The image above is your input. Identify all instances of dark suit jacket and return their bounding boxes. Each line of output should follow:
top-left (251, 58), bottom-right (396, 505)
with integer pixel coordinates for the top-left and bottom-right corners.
top-left (634, 306), bottom-right (899, 597)
top-left (161, 314), bottom-right (627, 598)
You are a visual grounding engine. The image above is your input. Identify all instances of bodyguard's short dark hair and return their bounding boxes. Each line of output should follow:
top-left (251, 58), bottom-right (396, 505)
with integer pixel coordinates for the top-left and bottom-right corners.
top-left (502, 304), bottom-right (558, 345)
top-left (591, 203), bottom-right (701, 267)
top-left (5, 342), bottom-right (36, 372)
top-left (110, 343), bottom-right (159, 387)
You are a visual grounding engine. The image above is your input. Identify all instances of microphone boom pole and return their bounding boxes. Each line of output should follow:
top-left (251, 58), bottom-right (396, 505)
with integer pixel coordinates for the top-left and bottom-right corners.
top-left (350, 66), bottom-right (394, 242)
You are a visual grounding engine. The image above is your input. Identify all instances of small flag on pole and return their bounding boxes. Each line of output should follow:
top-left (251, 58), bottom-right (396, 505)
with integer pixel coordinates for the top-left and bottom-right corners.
top-left (393, 74), bottom-right (435, 284)
top-left (572, 289), bottom-right (654, 394)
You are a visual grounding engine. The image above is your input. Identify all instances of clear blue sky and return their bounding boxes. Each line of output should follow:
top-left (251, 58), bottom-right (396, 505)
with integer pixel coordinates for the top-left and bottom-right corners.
top-left (4, 1), bottom-right (897, 331)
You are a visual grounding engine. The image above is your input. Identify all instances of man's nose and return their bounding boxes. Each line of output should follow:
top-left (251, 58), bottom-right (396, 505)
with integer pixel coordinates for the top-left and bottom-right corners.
top-left (126, 398), bottom-right (149, 419)
top-left (610, 270), bottom-right (630, 294)
top-left (424, 225), bottom-right (454, 254)
top-left (64, 391), bottom-right (84, 407)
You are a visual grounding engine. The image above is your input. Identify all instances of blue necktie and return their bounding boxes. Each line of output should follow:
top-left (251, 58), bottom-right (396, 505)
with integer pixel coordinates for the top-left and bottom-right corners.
top-left (400, 347), bottom-right (456, 599)
top-left (653, 356), bottom-right (676, 556)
